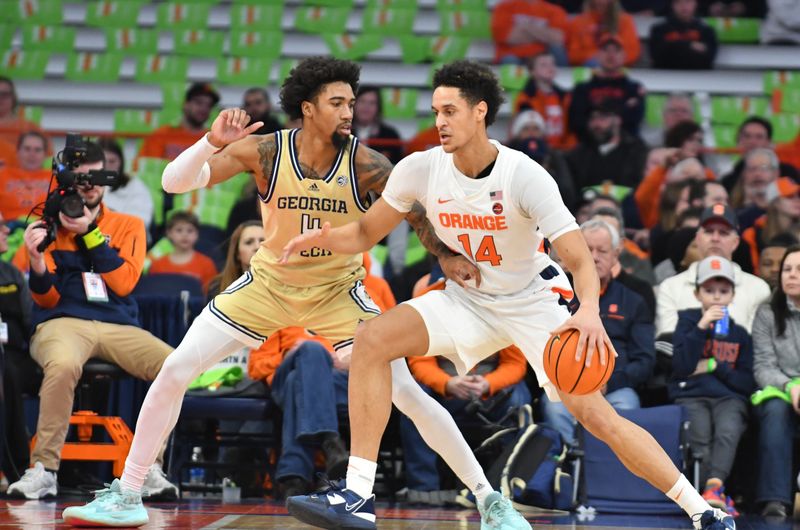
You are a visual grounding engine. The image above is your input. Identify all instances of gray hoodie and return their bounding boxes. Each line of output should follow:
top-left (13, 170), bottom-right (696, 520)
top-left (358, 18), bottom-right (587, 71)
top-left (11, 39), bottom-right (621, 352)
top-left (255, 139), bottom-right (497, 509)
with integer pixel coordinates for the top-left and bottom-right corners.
top-left (751, 302), bottom-right (800, 389)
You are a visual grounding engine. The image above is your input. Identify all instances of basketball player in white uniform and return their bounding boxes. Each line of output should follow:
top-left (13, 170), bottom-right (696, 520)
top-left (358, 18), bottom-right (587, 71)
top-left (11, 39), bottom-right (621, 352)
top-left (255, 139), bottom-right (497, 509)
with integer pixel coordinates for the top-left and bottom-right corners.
top-left (282, 61), bottom-right (735, 530)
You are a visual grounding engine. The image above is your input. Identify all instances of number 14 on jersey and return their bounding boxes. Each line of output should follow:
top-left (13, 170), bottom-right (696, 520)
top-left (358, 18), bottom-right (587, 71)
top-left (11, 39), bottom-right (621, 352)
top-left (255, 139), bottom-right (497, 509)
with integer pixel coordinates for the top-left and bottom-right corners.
top-left (456, 234), bottom-right (502, 266)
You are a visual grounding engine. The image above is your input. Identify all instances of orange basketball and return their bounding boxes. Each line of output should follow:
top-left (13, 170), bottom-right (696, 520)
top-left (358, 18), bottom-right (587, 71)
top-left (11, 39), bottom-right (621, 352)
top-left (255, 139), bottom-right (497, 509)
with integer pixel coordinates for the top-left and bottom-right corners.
top-left (543, 328), bottom-right (615, 395)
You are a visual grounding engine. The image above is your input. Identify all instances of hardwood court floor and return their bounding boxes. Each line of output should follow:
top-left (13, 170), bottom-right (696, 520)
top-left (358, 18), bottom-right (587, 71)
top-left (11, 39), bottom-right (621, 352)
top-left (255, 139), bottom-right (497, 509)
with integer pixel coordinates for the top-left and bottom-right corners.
top-left (1, 498), bottom-right (798, 529)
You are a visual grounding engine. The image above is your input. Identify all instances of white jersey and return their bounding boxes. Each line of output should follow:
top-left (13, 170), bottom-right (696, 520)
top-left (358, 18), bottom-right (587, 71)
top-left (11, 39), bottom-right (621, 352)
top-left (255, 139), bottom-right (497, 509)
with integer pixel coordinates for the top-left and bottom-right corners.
top-left (382, 140), bottom-right (578, 295)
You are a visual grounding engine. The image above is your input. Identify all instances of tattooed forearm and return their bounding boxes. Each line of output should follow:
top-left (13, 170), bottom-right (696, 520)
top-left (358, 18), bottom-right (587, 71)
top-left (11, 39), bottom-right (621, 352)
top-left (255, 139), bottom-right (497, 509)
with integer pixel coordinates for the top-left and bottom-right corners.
top-left (357, 146), bottom-right (394, 193)
top-left (406, 202), bottom-right (456, 258)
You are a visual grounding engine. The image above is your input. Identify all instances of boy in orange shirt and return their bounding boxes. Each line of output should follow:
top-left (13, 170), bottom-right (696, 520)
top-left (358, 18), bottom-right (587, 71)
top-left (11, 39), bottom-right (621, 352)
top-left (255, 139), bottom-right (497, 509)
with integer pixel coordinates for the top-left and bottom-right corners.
top-left (148, 211), bottom-right (217, 292)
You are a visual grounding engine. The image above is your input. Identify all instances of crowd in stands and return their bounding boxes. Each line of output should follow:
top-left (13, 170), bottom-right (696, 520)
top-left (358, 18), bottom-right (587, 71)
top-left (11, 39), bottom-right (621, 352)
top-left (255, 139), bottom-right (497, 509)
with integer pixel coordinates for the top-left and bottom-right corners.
top-left (1, 0), bottom-right (800, 519)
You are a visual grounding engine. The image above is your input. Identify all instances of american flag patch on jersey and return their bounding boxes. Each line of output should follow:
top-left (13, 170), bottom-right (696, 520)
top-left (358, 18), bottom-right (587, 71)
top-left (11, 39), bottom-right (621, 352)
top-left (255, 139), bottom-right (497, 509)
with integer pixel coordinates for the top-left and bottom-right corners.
top-left (489, 190), bottom-right (503, 200)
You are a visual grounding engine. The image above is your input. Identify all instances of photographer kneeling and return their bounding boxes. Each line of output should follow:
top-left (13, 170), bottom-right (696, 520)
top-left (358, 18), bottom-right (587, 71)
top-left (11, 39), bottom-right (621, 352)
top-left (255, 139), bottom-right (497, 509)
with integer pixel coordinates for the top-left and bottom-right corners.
top-left (7, 139), bottom-right (177, 500)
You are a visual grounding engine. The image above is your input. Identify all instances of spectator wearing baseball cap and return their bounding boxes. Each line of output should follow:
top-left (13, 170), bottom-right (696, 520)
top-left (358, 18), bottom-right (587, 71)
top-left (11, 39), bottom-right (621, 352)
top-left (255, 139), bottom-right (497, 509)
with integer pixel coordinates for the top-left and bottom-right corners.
top-left (670, 255), bottom-right (754, 517)
top-left (567, 1), bottom-right (641, 67)
top-left (741, 177), bottom-right (800, 270)
top-left (568, 35), bottom-right (646, 144)
top-left (656, 203), bottom-right (771, 335)
top-left (137, 82), bottom-right (221, 163)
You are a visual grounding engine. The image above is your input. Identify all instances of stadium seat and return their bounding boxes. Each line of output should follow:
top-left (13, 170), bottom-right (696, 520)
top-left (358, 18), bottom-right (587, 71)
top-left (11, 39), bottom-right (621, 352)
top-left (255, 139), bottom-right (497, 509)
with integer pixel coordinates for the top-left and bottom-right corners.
top-left (704, 17), bottom-right (760, 44)
top-left (155, 2), bottom-right (212, 30)
top-left (437, 9), bottom-right (490, 39)
top-left (382, 88), bottom-right (418, 120)
top-left (710, 95), bottom-right (771, 126)
top-left (114, 109), bottom-right (165, 134)
top-left (764, 70), bottom-right (800, 93)
top-left (498, 64), bottom-right (528, 91)
top-left (772, 86), bottom-right (800, 114)
top-left (16, 0), bottom-right (63, 24)
top-left (430, 35), bottom-right (472, 62)
top-left (134, 273), bottom-right (204, 299)
top-left (577, 405), bottom-right (692, 514)
top-left (65, 52), bottom-right (123, 83)
top-left (135, 54), bottom-right (189, 84)
top-left (85, 1), bottom-right (143, 28)
top-left (398, 35), bottom-right (431, 64)
top-left (1, 50), bottom-right (49, 80)
top-left (361, 6), bottom-right (417, 35)
top-left (22, 25), bottom-right (76, 51)
top-left (324, 33), bottom-right (383, 60)
top-left (229, 29), bottom-right (284, 58)
top-left (20, 105), bottom-right (43, 125)
top-left (217, 57), bottom-right (273, 86)
top-left (173, 29), bottom-right (225, 57)
top-left (294, 6), bottom-right (350, 34)
top-left (712, 124), bottom-right (737, 148)
top-left (105, 28), bottom-right (159, 55)
top-left (772, 113), bottom-right (800, 143)
top-left (228, 3), bottom-right (284, 31)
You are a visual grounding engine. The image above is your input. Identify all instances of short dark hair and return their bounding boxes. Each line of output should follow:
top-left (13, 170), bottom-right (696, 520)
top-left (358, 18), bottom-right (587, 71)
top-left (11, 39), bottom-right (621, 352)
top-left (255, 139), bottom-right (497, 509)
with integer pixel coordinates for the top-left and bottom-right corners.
top-left (17, 130), bottom-right (48, 152)
top-left (664, 120), bottom-right (702, 148)
top-left (166, 210), bottom-right (200, 231)
top-left (737, 115), bottom-right (773, 141)
top-left (82, 140), bottom-right (106, 166)
top-left (244, 87), bottom-right (269, 102)
top-left (279, 57), bottom-right (360, 121)
top-left (95, 137), bottom-right (129, 189)
top-left (764, 232), bottom-right (799, 249)
top-left (432, 60), bottom-right (504, 127)
top-left (527, 51), bottom-right (554, 70)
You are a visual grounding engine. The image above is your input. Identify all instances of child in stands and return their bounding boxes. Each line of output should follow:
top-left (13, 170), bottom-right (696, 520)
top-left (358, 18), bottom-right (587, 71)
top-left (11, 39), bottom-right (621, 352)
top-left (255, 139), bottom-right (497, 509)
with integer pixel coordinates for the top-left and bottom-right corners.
top-left (148, 211), bottom-right (217, 293)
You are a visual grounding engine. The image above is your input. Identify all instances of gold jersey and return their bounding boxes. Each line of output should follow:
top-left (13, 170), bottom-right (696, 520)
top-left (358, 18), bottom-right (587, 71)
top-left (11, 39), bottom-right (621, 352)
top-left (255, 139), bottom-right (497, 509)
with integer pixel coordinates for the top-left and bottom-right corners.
top-left (251, 129), bottom-right (370, 287)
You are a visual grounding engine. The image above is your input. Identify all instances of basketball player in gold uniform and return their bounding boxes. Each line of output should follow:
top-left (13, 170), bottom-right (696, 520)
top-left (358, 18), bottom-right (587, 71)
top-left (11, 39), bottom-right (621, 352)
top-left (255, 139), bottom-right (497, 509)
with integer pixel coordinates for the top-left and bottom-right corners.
top-left (63, 57), bottom-right (528, 529)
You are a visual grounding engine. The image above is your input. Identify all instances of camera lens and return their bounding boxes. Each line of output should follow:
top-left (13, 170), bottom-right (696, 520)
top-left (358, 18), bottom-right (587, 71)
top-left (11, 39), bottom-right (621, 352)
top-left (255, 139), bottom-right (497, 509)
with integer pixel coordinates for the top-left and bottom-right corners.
top-left (60, 191), bottom-right (85, 218)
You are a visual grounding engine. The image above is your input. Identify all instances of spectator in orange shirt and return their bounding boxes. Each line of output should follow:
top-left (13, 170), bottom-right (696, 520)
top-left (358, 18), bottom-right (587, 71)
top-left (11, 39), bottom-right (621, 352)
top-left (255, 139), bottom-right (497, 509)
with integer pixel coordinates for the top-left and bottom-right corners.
top-left (567, 0), bottom-right (641, 67)
top-left (248, 255), bottom-right (394, 499)
top-left (398, 278), bottom-right (531, 499)
top-left (0, 132), bottom-right (51, 222)
top-left (404, 125), bottom-right (440, 156)
top-left (137, 83), bottom-right (220, 162)
top-left (0, 77), bottom-right (41, 146)
top-left (148, 211), bottom-right (217, 293)
top-left (0, 139), bottom-right (16, 170)
top-left (513, 52), bottom-right (575, 150)
top-left (491, 0), bottom-right (570, 65)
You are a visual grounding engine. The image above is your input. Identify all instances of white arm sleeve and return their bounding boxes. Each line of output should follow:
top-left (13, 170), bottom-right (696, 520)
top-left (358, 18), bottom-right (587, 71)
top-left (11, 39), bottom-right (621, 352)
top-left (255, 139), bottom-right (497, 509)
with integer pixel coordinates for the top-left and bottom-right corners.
top-left (512, 158), bottom-right (579, 240)
top-left (380, 151), bottom-right (430, 213)
top-left (161, 134), bottom-right (218, 193)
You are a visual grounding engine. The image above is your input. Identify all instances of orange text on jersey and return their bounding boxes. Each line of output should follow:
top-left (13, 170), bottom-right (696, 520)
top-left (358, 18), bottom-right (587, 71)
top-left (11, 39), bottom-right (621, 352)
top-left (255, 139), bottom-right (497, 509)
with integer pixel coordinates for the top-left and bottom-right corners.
top-left (438, 213), bottom-right (508, 231)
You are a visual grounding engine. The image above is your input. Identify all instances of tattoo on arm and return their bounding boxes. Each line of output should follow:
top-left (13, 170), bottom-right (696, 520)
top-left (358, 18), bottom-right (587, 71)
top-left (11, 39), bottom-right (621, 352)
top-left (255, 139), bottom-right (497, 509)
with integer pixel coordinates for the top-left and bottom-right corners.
top-left (357, 146), bottom-right (394, 194)
top-left (257, 137), bottom-right (278, 180)
top-left (406, 202), bottom-right (455, 259)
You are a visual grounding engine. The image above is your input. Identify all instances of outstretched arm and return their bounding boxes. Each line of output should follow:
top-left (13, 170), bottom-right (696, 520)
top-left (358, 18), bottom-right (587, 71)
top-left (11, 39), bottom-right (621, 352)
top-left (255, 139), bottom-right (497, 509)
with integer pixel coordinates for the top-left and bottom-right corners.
top-left (280, 198), bottom-right (405, 261)
top-left (162, 108), bottom-right (263, 193)
top-left (357, 145), bottom-right (479, 285)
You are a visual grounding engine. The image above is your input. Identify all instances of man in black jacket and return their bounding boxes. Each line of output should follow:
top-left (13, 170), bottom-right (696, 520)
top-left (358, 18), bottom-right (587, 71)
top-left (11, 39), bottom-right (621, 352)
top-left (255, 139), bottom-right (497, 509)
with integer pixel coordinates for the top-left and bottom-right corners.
top-left (649, 0), bottom-right (718, 70)
top-left (568, 35), bottom-right (645, 143)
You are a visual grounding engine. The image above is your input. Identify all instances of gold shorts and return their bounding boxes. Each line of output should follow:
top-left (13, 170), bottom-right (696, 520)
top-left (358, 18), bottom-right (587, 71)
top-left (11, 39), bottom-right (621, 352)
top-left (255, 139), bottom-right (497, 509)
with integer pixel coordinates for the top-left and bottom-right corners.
top-left (204, 264), bottom-right (381, 352)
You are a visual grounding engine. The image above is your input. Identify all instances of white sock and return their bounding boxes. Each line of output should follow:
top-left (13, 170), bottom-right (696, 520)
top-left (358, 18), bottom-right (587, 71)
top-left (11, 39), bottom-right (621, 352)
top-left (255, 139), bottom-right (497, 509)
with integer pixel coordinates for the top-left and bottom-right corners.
top-left (346, 456), bottom-right (377, 499)
top-left (120, 460), bottom-right (149, 496)
top-left (473, 480), bottom-right (492, 507)
top-left (665, 474), bottom-right (712, 528)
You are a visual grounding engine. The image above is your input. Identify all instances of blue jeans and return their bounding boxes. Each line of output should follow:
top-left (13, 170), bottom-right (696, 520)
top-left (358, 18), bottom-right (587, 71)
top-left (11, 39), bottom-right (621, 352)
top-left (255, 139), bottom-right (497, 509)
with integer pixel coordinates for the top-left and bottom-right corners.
top-left (541, 387), bottom-right (640, 445)
top-left (269, 342), bottom-right (348, 482)
top-left (399, 381), bottom-right (532, 491)
top-left (756, 398), bottom-right (797, 505)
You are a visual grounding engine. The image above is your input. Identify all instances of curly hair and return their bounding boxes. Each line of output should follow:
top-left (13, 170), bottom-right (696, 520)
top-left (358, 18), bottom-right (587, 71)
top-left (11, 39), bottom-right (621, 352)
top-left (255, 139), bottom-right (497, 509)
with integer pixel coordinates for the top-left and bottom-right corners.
top-left (432, 60), bottom-right (504, 126)
top-left (279, 57), bottom-right (360, 121)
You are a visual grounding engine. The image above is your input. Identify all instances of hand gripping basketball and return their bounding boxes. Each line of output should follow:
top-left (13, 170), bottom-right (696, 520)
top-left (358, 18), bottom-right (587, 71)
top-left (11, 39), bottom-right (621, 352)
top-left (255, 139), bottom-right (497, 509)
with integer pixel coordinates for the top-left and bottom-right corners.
top-left (543, 328), bottom-right (616, 395)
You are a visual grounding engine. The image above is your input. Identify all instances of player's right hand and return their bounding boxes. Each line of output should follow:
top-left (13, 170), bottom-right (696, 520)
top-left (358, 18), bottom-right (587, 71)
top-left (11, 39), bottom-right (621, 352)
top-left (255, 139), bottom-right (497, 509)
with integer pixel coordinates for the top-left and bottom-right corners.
top-left (279, 222), bottom-right (332, 264)
top-left (23, 221), bottom-right (48, 275)
top-left (207, 108), bottom-right (264, 147)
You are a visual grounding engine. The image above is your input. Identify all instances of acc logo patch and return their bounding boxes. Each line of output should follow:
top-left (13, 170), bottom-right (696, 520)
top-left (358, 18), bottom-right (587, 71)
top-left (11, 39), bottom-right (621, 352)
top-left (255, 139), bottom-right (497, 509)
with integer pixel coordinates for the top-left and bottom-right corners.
top-left (337, 175), bottom-right (347, 187)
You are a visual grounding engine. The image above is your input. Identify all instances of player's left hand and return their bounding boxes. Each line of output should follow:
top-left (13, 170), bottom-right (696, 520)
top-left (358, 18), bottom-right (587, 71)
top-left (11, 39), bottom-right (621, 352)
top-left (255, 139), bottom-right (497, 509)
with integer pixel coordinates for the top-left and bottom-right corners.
top-left (790, 384), bottom-right (800, 415)
top-left (439, 253), bottom-right (481, 289)
top-left (59, 207), bottom-right (95, 235)
top-left (279, 222), bottom-right (331, 264)
top-left (553, 306), bottom-right (616, 368)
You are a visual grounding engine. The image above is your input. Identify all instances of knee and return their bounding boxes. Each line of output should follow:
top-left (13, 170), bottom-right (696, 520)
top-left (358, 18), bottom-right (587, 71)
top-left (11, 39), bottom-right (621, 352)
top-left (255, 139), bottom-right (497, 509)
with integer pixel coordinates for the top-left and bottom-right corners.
top-left (574, 403), bottom-right (618, 442)
top-left (759, 399), bottom-right (792, 423)
top-left (155, 354), bottom-right (193, 395)
top-left (295, 342), bottom-right (333, 367)
top-left (40, 355), bottom-right (83, 384)
top-left (353, 320), bottom-right (383, 354)
top-left (391, 379), bottom-right (430, 414)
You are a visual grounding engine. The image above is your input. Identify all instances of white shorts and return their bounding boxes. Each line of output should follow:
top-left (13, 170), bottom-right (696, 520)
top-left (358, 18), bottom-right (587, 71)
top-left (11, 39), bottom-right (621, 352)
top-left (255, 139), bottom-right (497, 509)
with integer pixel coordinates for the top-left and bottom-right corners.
top-left (404, 264), bottom-right (573, 401)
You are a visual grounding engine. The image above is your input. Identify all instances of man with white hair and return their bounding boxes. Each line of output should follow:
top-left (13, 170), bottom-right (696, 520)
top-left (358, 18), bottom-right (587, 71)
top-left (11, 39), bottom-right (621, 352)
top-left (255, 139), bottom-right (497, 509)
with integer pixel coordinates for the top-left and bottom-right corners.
top-left (542, 219), bottom-right (655, 443)
top-left (736, 147), bottom-right (781, 230)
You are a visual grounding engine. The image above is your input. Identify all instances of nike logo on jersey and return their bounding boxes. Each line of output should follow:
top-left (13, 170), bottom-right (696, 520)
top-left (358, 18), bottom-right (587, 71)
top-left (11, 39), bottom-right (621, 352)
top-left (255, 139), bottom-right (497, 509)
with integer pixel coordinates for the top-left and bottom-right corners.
top-left (437, 198), bottom-right (454, 204)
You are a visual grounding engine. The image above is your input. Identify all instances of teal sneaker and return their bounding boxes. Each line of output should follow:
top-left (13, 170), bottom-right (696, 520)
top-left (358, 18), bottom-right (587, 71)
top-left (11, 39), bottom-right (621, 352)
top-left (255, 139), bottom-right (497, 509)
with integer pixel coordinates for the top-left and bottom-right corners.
top-left (62, 479), bottom-right (148, 528)
top-left (479, 492), bottom-right (532, 530)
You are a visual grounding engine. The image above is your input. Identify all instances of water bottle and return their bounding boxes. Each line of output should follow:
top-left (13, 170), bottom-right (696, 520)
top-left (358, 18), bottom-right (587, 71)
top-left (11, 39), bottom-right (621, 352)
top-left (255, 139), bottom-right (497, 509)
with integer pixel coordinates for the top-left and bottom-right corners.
top-left (189, 446), bottom-right (205, 496)
top-left (714, 307), bottom-right (730, 338)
